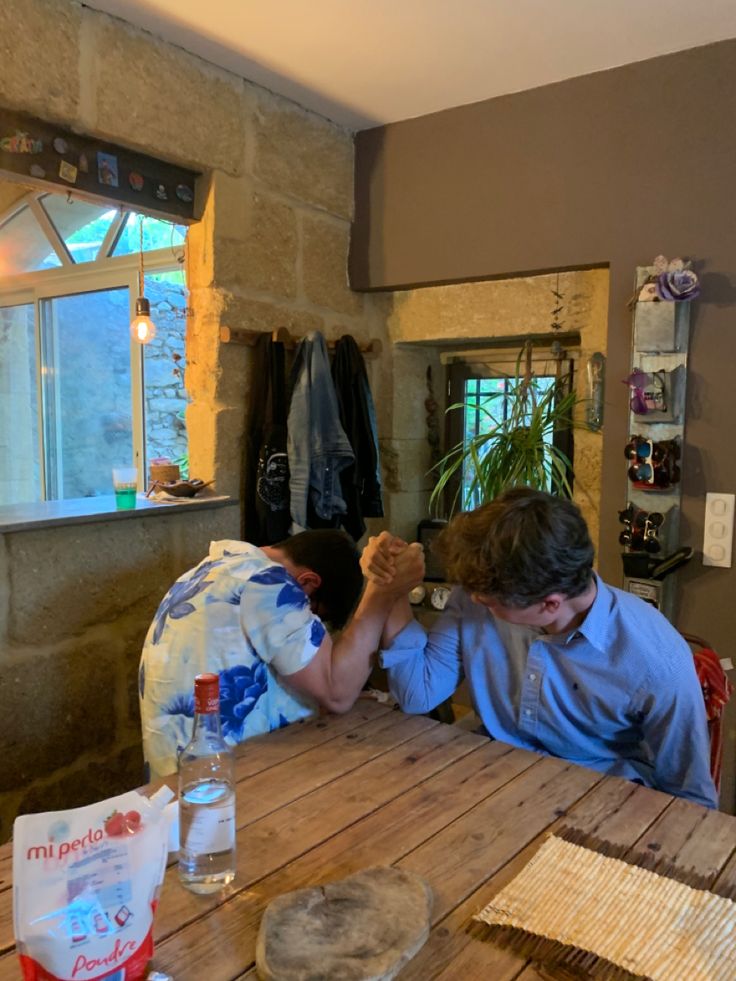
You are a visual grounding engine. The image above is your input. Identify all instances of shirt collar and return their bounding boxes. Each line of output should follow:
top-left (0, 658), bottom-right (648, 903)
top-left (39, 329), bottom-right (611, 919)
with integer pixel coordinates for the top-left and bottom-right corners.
top-left (571, 573), bottom-right (612, 652)
top-left (208, 539), bottom-right (259, 560)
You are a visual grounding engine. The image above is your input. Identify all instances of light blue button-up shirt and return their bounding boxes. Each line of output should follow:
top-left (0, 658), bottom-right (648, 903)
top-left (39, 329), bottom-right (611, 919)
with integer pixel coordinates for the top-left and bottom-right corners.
top-left (381, 575), bottom-right (717, 808)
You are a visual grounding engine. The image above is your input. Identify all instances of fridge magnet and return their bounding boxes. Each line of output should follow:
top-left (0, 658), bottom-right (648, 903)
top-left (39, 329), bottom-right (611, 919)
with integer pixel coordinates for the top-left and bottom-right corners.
top-left (128, 171), bottom-right (144, 192)
top-left (59, 160), bottom-right (78, 184)
top-left (78, 152), bottom-right (89, 173)
top-left (29, 163), bottom-right (46, 179)
top-left (53, 136), bottom-right (69, 155)
top-left (97, 151), bottom-right (119, 187)
top-left (154, 183), bottom-right (168, 201)
top-left (0, 131), bottom-right (43, 154)
top-left (175, 183), bottom-right (193, 203)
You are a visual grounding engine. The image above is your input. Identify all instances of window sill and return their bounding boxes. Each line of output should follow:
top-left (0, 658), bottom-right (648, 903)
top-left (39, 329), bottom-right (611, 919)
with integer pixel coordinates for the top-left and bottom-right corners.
top-left (0, 494), bottom-right (236, 534)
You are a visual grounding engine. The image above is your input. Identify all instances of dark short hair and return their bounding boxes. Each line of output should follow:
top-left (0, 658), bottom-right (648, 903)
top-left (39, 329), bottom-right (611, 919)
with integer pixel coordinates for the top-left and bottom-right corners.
top-left (277, 529), bottom-right (363, 629)
top-left (435, 488), bottom-right (594, 607)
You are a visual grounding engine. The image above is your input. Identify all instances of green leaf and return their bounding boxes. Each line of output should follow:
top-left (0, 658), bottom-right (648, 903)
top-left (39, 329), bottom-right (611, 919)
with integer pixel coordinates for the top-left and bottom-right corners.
top-left (429, 348), bottom-right (584, 516)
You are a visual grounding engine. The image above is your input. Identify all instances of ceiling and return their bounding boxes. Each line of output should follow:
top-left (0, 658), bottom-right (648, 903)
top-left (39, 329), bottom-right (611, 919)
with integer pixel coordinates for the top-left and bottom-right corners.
top-left (86, 0), bottom-right (736, 129)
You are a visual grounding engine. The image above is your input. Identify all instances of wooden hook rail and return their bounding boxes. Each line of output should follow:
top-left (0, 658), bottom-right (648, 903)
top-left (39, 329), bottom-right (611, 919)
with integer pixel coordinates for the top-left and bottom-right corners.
top-left (219, 325), bottom-right (382, 358)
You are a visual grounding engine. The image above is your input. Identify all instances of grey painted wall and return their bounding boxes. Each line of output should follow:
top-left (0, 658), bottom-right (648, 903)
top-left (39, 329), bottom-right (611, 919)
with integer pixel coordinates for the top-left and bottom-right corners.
top-left (352, 39), bottom-right (736, 810)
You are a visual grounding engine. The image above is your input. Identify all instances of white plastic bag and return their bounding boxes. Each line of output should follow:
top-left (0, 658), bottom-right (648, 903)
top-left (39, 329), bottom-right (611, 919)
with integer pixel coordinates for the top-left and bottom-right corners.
top-left (13, 785), bottom-right (173, 981)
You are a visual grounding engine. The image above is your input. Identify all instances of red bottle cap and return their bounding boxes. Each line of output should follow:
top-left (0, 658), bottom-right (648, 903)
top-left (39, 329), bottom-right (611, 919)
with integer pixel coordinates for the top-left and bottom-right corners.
top-left (194, 673), bottom-right (219, 714)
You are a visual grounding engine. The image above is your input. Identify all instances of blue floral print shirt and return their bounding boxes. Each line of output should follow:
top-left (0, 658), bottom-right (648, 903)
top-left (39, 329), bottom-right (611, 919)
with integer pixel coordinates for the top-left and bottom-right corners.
top-left (139, 540), bottom-right (326, 779)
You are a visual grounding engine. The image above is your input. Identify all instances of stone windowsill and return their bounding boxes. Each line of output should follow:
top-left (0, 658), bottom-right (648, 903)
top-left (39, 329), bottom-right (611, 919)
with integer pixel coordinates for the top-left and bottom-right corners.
top-left (0, 494), bottom-right (236, 534)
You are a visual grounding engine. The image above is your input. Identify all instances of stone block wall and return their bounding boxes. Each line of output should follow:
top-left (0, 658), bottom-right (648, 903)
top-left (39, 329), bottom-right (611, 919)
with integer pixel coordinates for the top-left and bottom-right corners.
top-left (0, 503), bottom-right (239, 842)
top-left (0, 0), bottom-right (389, 840)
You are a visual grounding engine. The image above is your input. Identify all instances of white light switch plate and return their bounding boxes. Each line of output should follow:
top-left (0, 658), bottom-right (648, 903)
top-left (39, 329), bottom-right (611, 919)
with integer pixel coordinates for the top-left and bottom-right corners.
top-left (703, 492), bottom-right (735, 568)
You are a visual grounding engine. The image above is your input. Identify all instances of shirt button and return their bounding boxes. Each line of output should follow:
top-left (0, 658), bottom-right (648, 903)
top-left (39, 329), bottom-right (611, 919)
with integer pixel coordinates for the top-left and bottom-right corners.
top-left (529, 673), bottom-right (536, 681)
top-left (525, 709), bottom-right (532, 717)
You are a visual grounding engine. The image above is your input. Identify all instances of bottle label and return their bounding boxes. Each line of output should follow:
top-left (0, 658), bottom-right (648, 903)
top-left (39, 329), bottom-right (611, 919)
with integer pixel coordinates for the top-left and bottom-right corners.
top-left (183, 799), bottom-right (235, 854)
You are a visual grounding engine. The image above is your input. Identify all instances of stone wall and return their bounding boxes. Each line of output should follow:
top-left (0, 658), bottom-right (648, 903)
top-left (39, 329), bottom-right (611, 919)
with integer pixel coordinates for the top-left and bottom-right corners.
top-left (143, 280), bottom-right (188, 469)
top-left (0, 503), bottom-right (239, 842)
top-left (0, 0), bottom-right (388, 840)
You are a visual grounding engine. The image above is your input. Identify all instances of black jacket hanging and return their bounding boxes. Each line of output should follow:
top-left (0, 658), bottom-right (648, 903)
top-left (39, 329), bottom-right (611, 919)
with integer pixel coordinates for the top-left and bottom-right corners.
top-left (242, 335), bottom-right (291, 545)
top-left (331, 334), bottom-right (384, 541)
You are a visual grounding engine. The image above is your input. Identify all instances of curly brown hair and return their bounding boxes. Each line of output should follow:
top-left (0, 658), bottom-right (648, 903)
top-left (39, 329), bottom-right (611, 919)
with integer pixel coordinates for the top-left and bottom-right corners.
top-left (435, 488), bottom-right (594, 607)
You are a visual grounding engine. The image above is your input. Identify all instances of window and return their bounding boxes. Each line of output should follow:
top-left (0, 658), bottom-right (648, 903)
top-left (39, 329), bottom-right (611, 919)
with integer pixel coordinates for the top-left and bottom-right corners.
top-left (444, 345), bottom-right (576, 512)
top-left (0, 187), bottom-right (188, 506)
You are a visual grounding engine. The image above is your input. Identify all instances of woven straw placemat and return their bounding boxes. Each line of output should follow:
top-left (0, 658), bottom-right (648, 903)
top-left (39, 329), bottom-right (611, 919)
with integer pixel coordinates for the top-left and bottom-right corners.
top-left (474, 833), bottom-right (735, 981)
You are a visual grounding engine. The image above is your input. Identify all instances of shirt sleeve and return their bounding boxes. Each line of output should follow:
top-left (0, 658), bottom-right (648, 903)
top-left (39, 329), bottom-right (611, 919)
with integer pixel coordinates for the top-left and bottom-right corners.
top-left (239, 566), bottom-right (326, 676)
top-left (633, 649), bottom-right (718, 809)
top-left (380, 593), bottom-right (464, 713)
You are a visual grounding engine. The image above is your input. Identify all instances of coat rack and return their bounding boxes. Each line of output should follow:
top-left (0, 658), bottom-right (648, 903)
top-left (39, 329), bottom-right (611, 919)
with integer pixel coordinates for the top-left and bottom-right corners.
top-left (219, 325), bottom-right (382, 358)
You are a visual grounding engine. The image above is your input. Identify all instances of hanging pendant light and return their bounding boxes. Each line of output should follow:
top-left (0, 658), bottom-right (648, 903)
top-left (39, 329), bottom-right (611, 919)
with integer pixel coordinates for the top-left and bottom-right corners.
top-left (130, 216), bottom-right (156, 344)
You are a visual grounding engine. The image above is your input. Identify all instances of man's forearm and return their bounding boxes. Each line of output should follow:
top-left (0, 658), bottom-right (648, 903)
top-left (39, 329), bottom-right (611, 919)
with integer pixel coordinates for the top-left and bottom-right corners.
top-left (380, 594), bottom-right (413, 647)
top-left (326, 583), bottom-right (408, 709)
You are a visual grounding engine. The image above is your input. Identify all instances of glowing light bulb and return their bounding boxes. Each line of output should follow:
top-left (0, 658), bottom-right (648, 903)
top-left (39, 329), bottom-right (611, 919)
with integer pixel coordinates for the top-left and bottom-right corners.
top-left (130, 296), bottom-right (156, 345)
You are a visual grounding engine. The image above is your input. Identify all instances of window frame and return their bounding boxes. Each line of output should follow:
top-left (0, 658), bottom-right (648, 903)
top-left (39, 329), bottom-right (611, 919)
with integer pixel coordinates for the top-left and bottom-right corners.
top-left (442, 344), bottom-right (578, 513)
top-left (0, 226), bottom-right (185, 500)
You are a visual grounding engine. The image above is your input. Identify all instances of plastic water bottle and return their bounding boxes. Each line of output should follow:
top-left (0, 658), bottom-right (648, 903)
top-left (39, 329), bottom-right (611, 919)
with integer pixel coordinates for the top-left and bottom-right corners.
top-left (178, 672), bottom-right (236, 893)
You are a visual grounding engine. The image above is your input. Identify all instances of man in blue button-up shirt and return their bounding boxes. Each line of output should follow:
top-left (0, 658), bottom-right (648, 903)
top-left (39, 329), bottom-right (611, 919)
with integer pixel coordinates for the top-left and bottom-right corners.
top-left (364, 489), bottom-right (717, 809)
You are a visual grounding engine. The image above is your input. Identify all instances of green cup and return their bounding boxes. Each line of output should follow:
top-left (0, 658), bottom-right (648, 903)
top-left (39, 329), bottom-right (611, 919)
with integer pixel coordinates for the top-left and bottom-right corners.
top-left (113, 467), bottom-right (138, 510)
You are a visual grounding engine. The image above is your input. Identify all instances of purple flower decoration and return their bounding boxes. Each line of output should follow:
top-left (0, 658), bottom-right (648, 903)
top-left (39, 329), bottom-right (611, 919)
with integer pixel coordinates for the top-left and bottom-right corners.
top-left (656, 268), bottom-right (700, 302)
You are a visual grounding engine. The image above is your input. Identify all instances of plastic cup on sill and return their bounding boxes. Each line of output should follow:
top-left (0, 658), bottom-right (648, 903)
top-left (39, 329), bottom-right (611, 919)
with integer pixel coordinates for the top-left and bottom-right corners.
top-left (112, 467), bottom-right (138, 510)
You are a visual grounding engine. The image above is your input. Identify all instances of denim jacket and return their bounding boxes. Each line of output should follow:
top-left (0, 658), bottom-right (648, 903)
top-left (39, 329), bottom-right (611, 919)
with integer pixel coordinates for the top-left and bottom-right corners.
top-left (287, 332), bottom-right (355, 533)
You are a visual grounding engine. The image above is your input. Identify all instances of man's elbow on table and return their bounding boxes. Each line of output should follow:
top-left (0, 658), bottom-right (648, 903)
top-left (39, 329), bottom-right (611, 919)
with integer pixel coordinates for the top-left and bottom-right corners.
top-left (317, 692), bottom-right (357, 715)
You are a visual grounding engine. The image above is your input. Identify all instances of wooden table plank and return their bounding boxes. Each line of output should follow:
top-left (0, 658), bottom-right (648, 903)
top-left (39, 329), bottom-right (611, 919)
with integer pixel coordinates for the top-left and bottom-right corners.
top-left (399, 777), bottom-right (674, 979)
top-left (2, 705), bottom-right (734, 981)
top-left (150, 753), bottom-right (602, 979)
top-left (232, 698), bottom-right (392, 782)
top-left (149, 723), bottom-right (480, 964)
top-left (231, 709), bottom-right (423, 827)
top-left (712, 847), bottom-right (736, 899)
top-left (0, 713), bottom-right (435, 957)
top-left (406, 778), bottom-right (736, 979)
top-left (0, 952), bottom-right (16, 981)
top-left (149, 741), bottom-right (539, 977)
top-left (397, 757), bottom-right (603, 922)
top-left (625, 794), bottom-right (736, 880)
top-left (0, 701), bottom-right (392, 879)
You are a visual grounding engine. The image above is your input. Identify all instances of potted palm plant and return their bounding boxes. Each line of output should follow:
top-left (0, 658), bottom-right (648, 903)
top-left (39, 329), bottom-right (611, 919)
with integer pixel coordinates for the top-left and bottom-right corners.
top-left (430, 342), bottom-right (579, 516)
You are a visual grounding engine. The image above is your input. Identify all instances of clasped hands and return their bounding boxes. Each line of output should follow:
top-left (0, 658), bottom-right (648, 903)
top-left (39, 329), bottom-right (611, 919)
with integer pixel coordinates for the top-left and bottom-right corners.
top-left (361, 531), bottom-right (425, 596)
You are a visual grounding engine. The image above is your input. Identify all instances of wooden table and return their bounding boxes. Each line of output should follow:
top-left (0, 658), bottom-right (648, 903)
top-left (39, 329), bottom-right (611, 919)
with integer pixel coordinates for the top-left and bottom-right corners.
top-left (1, 699), bottom-right (735, 980)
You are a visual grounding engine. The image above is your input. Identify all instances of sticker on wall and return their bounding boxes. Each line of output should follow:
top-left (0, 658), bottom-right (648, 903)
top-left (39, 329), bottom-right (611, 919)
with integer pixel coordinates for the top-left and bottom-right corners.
top-left (59, 160), bottom-right (78, 184)
top-left (97, 151), bottom-right (119, 187)
top-left (53, 136), bottom-right (69, 155)
top-left (0, 131), bottom-right (43, 154)
top-left (128, 171), bottom-right (144, 192)
top-left (78, 152), bottom-right (89, 173)
top-left (29, 163), bottom-right (46, 179)
top-left (175, 183), bottom-right (193, 203)
top-left (154, 183), bottom-right (168, 201)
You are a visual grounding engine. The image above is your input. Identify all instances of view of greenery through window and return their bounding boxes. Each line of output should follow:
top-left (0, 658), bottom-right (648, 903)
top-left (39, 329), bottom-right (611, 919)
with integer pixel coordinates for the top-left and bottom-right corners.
top-left (0, 188), bottom-right (188, 505)
top-left (461, 375), bottom-right (555, 510)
